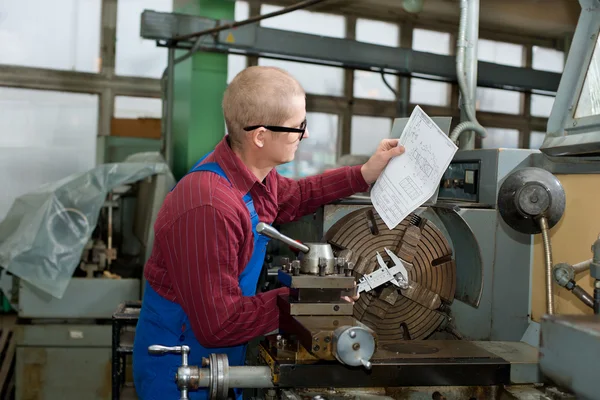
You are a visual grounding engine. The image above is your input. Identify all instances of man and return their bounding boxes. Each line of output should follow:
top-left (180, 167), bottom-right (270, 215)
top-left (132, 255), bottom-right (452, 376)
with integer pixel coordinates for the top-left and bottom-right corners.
top-left (132, 66), bottom-right (405, 399)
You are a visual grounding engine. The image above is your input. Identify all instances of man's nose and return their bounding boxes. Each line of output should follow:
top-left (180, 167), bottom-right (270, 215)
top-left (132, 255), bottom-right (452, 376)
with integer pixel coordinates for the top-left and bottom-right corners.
top-left (303, 128), bottom-right (310, 139)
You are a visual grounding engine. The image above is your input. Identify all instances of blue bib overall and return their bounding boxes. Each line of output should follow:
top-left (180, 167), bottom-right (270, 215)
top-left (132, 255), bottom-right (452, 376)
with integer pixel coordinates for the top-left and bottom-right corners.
top-left (132, 152), bottom-right (270, 400)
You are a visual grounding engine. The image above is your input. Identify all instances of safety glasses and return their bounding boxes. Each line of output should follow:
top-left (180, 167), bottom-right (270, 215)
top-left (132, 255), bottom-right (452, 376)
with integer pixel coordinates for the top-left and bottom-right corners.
top-left (243, 118), bottom-right (307, 141)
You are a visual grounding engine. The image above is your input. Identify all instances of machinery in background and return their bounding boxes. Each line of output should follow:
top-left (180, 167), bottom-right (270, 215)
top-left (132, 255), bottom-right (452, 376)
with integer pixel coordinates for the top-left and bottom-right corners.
top-left (0, 153), bottom-right (174, 400)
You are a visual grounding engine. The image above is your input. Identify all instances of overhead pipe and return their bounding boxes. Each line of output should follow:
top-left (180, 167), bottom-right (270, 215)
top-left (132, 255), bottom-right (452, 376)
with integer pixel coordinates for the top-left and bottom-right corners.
top-left (449, 0), bottom-right (487, 145)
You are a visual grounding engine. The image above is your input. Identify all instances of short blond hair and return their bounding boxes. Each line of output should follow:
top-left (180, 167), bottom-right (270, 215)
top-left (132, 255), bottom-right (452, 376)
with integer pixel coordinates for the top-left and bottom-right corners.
top-left (222, 66), bottom-right (305, 149)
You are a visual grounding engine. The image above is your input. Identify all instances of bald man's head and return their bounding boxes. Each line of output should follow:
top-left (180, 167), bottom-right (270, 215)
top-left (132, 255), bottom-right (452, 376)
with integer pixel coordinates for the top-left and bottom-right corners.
top-left (222, 66), bottom-right (306, 149)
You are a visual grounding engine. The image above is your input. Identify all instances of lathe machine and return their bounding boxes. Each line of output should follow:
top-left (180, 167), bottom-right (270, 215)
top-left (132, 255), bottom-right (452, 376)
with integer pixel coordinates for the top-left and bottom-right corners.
top-left (144, 0), bottom-right (600, 398)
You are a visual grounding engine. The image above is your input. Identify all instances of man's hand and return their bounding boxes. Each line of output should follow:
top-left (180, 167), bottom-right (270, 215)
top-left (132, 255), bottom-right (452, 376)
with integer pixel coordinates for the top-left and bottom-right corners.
top-left (360, 139), bottom-right (405, 185)
top-left (341, 282), bottom-right (360, 304)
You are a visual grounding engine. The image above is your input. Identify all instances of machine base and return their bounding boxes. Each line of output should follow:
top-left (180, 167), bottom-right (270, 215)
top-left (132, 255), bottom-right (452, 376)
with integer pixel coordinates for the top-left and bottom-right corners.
top-left (258, 339), bottom-right (541, 389)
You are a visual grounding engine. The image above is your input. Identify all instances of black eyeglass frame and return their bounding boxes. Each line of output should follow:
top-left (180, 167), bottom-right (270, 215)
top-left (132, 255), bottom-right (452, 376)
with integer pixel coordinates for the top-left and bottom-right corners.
top-left (243, 119), bottom-right (307, 141)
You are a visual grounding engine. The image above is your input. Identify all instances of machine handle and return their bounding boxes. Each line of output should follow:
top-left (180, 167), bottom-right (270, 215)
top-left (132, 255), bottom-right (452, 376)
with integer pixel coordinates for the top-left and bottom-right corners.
top-left (148, 344), bottom-right (190, 366)
top-left (256, 222), bottom-right (310, 253)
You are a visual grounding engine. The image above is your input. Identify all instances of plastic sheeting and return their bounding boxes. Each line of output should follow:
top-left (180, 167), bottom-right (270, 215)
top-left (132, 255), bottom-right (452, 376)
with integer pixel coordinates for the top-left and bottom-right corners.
top-left (0, 152), bottom-right (175, 299)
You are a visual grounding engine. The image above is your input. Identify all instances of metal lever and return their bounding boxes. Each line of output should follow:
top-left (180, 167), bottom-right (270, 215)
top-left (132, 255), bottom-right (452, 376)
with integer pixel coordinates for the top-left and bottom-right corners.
top-left (148, 345), bottom-right (190, 400)
top-left (256, 222), bottom-right (310, 253)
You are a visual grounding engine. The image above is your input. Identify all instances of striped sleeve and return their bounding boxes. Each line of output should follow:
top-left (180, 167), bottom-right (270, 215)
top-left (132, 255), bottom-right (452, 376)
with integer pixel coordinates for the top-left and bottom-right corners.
top-left (275, 165), bottom-right (370, 224)
top-left (159, 204), bottom-right (289, 347)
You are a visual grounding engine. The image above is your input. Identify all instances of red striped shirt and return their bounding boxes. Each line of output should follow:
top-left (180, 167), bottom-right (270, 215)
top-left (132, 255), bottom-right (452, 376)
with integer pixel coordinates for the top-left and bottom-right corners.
top-left (144, 136), bottom-right (370, 347)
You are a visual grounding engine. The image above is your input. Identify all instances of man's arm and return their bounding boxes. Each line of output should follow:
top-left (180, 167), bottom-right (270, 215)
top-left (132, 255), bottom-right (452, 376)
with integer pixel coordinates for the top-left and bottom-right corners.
top-left (275, 165), bottom-right (369, 224)
top-left (159, 205), bottom-right (289, 348)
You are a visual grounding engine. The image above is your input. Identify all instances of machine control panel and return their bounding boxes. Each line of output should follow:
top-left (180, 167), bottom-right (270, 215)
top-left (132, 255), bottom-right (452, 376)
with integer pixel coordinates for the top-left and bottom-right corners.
top-left (438, 161), bottom-right (480, 202)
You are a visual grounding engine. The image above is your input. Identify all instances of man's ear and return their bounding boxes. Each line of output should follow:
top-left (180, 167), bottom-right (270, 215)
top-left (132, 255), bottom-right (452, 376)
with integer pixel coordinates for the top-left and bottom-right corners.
top-left (252, 128), bottom-right (267, 148)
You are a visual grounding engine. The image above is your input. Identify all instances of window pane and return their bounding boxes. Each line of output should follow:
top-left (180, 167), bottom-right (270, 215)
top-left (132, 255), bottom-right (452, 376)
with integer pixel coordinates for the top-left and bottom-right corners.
top-left (227, 1), bottom-right (250, 83)
top-left (351, 116), bottom-right (392, 156)
top-left (575, 36), bottom-right (600, 119)
top-left (258, 59), bottom-right (344, 96)
top-left (260, 4), bottom-right (345, 38)
top-left (477, 87), bottom-right (521, 114)
top-left (481, 128), bottom-right (520, 149)
top-left (532, 46), bottom-right (564, 73)
top-left (356, 19), bottom-right (399, 47)
top-left (228, 55), bottom-right (247, 83)
top-left (412, 29), bottom-right (451, 55)
top-left (0, 0), bottom-right (101, 72)
top-left (116, 0), bottom-right (173, 78)
top-left (410, 78), bottom-right (450, 106)
top-left (530, 131), bottom-right (546, 149)
top-left (531, 93), bottom-right (555, 117)
top-left (114, 96), bottom-right (162, 119)
top-left (354, 71), bottom-right (397, 100)
top-left (0, 88), bottom-right (98, 221)
top-left (276, 113), bottom-right (339, 178)
top-left (478, 39), bottom-right (523, 67)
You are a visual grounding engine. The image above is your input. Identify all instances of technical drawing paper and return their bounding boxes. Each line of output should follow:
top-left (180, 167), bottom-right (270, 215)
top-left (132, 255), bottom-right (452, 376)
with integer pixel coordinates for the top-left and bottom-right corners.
top-left (371, 106), bottom-right (458, 230)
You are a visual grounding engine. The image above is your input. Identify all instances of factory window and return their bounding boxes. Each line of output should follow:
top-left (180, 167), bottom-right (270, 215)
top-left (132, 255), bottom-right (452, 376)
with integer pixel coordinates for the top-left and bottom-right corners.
top-left (228, 56), bottom-right (247, 83)
top-left (350, 116), bottom-right (393, 156)
top-left (477, 87), bottom-right (521, 115)
top-left (115, 0), bottom-right (173, 78)
top-left (532, 46), bottom-right (565, 73)
top-left (412, 29), bottom-right (451, 55)
top-left (530, 131), bottom-right (546, 150)
top-left (116, 1), bottom-right (248, 79)
top-left (258, 59), bottom-right (344, 96)
top-left (0, 0), bottom-right (101, 72)
top-left (411, 29), bottom-right (452, 107)
top-left (114, 96), bottom-right (162, 119)
top-left (356, 19), bottom-right (399, 46)
top-left (531, 92), bottom-right (556, 118)
top-left (227, 1), bottom-right (250, 83)
top-left (478, 39), bottom-right (524, 67)
top-left (259, 4), bottom-right (345, 38)
top-left (354, 19), bottom-right (400, 101)
top-left (0, 88), bottom-right (98, 221)
top-left (410, 78), bottom-right (450, 106)
top-left (481, 128), bottom-right (520, 149)
top-left (276, 113), bottom-right (339, 178)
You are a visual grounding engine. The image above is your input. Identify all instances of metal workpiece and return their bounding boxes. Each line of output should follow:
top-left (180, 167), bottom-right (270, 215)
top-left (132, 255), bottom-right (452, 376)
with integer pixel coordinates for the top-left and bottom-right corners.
top-left (497, 167), bottom-right (566, 235)
top-left (332, 326), bottom-right (376, 369)
top-left (540, 314), bottom-right (600, 400)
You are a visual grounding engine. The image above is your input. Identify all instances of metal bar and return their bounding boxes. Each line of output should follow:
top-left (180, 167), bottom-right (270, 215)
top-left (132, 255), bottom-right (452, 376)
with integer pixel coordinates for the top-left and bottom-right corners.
top-left (458, 0), bottom-right (480, 150)
top-left (573, 258), bottom-right (592, 273)
top-left (340, 16), bottom-right (356, 156)
top-left (0, 65), bottom-right (161, 97)
top-left (141, 11), bottom-right (562, 93)
top-left (165, 47), bottom-right (175, 169)
top-left (259, 0), bottom-right (563, 48)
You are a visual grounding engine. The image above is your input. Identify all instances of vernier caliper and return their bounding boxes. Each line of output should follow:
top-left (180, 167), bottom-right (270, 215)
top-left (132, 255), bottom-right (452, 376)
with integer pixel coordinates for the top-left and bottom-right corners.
top-left (357, 248), bottom-right (411, 294)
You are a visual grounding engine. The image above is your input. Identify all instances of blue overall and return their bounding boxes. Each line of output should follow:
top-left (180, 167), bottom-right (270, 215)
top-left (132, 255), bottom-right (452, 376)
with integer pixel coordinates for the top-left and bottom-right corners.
top-left (132, 152), bottom-right (271, 400)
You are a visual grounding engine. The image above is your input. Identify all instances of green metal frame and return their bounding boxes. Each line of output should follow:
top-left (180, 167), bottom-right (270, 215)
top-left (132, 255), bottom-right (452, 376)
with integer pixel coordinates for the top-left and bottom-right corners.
top-left (171, 0), bottom-right (235, 180)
